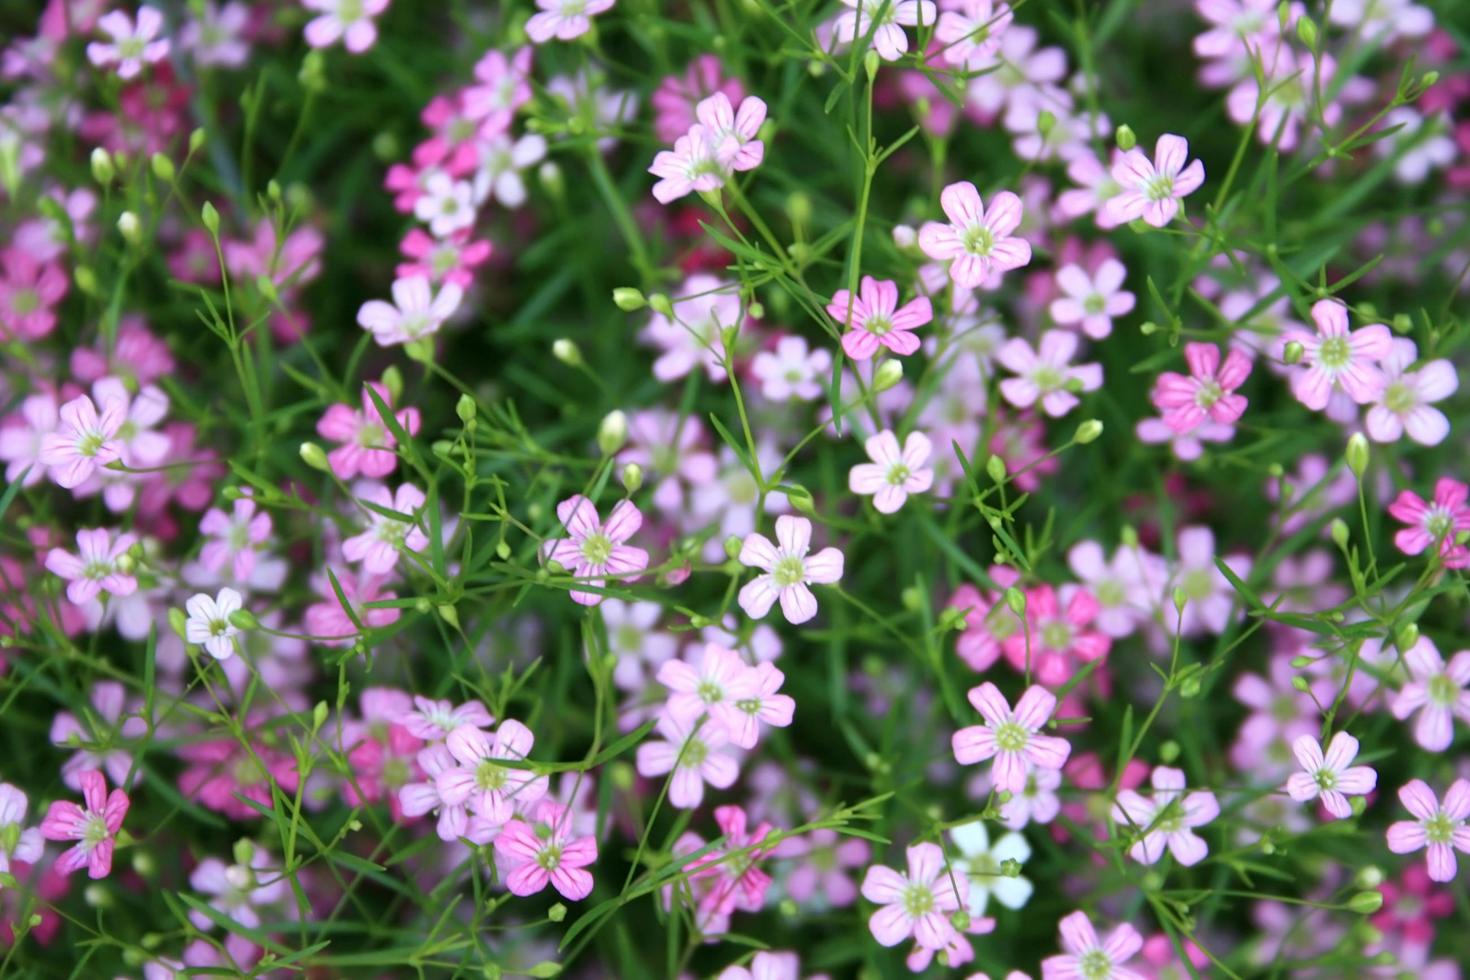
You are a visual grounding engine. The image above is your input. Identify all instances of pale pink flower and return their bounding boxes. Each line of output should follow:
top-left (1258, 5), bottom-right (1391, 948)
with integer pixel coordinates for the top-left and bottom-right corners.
top-left (45, 527), bottom-right (137, 605)
top-left (952, 683), bottom-right (1071, 794)
top-left (1387, 478), bottom-right (1470, 569)
top-left (1284, 732), bottom-right (1377, 819)
top-left (436, 719), bottom-right (548, 825)
top-left (657, 643), bottom-right (759, 728)
top-left (0, 784), bottom-right (43, 874)
top-left (0, 392), bottom-right (59, 487)
top-left (1102, 133), bottom-right (1204, 227)
top-left (696, 92), bottom-right (766, 172)
top-left (399, 744), bottom-right (469, 841)
top-left (198, 496), bottom-right (273, 584)
top-left (495, 799), bottom-right (599, 899)
top-left (1040, 911), bottom-right (1143, 980)
top-left (964, 26), bottom-right (1067, 121)
top-left (860, 842), bottom-right (968, 949)
top-left (849, 430), bottom-right (934, 514)
top-left (316, 383), bottom-right (423, 480)
top-left (919, 182), bottom-right (1032, 288)
top-left (1328, 0), bottom-right (1433, 42)
top-left (1390, 638), bottom-right (1470, 752)
top-left (357, 276), bottom-right (464, 348)
top-left (1386, 779), bottom-right (1470, 883)
top-left (343, 483), bottom-right (430, 574)
top-left (184, 587), bottom-right (244, 661)
top-left (526, 0), bottom-right (614, 43)
top-left (827, 276), bottom-right (930, 360)
top-left (86, 7), bottom-right (169, 79)
top-left (39, 770), bottom-right (129, 879)
top-left (1112, 766), bottom-right (1218, 866)
top-left (463, 47), bottom-right (534, 134)
top-left (1066, 540), bottom-right (1164, 639)
top-left (38, 391), bottom-right (127, 489)
top-left (720, 662), bottom-right (794, 750)
top-left (737, 516), bottom-right (844, 625)
top-left (542, 495), bottom-right (650, 606)
top-left (471, 131), bottom-right (547, 208)
top-left (51, 682), bottom-right (146, 791)
top-left (302, 0), bottom-right (389, 53)
top-left (1167, 525), bottom-right (1249, 636)
top-left (935, 0), bottom-right (1013, 66)
top-left (1286, 299), bottom-right (1392, 411)
top-left (649, 124), bottom-right (726, 204)
top-left (717, 951), bottom-right (800, 980)
top-left (1135, 416), bottom-right (1235, 460)
top-left (1365, 338), bottom-right (1456, 445)
top-left (996, 330), bottom-right (1103, 417)
top-left (1055, 151), bottom-right (1124, 228)
top-left (178, 2), bottom-right (250, 68)
top-left (1048, 259), bottom-right (1134, 339)
top-left (1150, 341), bottom-right (1251, 432)
top-left (751, 335), bottom-right (831, 402)
top-left (652, 55), bottom-right (744, 143)
top-left (640, 274), bottom-right (744, 382)
top-left (1226, 45), bottom-right (1342, 152)
top-left (833, 0), bottom-right (938, 61)
top-left (397, 696), bottom-right (493, 742)
top-left (635, 712), bottom-right (739, 809)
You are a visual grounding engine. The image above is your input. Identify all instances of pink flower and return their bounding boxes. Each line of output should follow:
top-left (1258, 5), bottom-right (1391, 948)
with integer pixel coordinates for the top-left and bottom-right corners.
top-left (38, 391), bottom-right (127, 489)
top-left (526, 0), bottom-right (614, 43)
top-left (783, 828), bottom-right (869, 907)
top-left (397, 696), bottom-right (494, 742)
top-left (399, 744), bottom-right (468, 841)
top-left (0, 784), bottom-right (43, 874)
top-left (198, 496), bottom-right (273, 584)
top-left (343, 483), bottom-right (430, 574)
top-left (302, 568), bottom-right (401, 644)
top-left (639, 274), bottom-right (743, 382)
top-left (1365, 338), bottom-right (1456, 445)
top-left (635, 712), bottom-right (739, 809)
top-left (542, 495), bottom-right (649, 606)
top-left (649, 124), bottom-right (727, 204)
top-left (652, 55), bottom-right (744, 143)
top-left (751, 335), bottom-right (832, 401)
top-left (1386, 779), bottom-right (1470, 883)
top-left (717, 951), bottom-right (799, 980)
top-left (1048, 259), bottom-right (1134, 339)
top-left (827, 276), bottom-right (931, 360)
top-left (463, 46), bottom-right (534, 134)
top-left (1286, 300), bottom-right (1392, 411)
top-left (935, 0), bottom-right (1013, 67)
top-left (1387, 477), bottom-right (1470, 569)
top-left (45, 527), bottom-right (138, 605)
top-left (396, 228), bottom-right (493, 288)
top-left (997, 330), bottom-right (1103, 417)
top-left (617, 409), bottom-right (717, 515)
top-left (1390, 638), bottom-right (1470, 752)
top-left (833, 0), bottom-right (938, 62)
top-left (39, 770), bottom-right (129, 879)
top-left (1111, 766), bottom-right (1219, 866)
top-left (495, 799), bottom-right (598, 900)
top-left (919, 182), bottom-right (1032, 288)
top-left (1040, 911), bottom-right (1143, 980)
top-left (316, 383), bottom-right (423, 480)
top-left (657, 643), bottom-right (759, 728)
top-left (302, 0), bottom-right (389, 54)
top-left (0, 392), bottom-right (59, 487)
top-left (86, 7), bottom-right (169, 79)
top-left (1167, 525), bottom-right (1249, 636)
top-left (849, 430), bottom-right (934, 514)
top-left (1150, 341), bottom-right (1251, 432)
top-left (696, 92), bottom-right (767, 172)
top-left (688, 805), bottom-right (777, 920)
top-left (1001, 584), bottom-right (1112, 686)
top-left (1284, 731), bottom-right (1377, 819)
top-left (357, 276), bottom-right (464, 348)
top-left (860, 842), bottom-right (967, 949)
top-left (0, 248), bottom-right (68, 341)
top-left (952, 683), bottom-right (1071, 794)
top-left (737, 516), bottom-right (844, 625)
top-left (1102, 133), bottom-right (1204, 227)
top-left (436, 720), bottom-right (548, 825)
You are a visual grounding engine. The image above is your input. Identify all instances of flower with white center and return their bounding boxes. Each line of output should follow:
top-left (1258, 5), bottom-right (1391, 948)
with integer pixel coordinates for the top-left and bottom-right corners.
top-left (1284, 731), bottom-right (1377, 819)
top-left (1102, 133), bottom-right (1205, 227)
top-left (45, 527), bottom-right (138, 605)
top-left (86, 7), bottom-right (170, 79)
top-left (1390, 638), bottom-right (1470, 752)
top-left (414, 173), bottom-right (476, 237)
top-left (996, 329), bottom-right (1103, 417)
top-left (185, 587), bottom-right (245, 661)
top-left (472, 132), bottom-right (547, 208)
top-left (919, 182), bottom-right (1032, 289)
top-left (1386, 778), bottom-right (1470, 883)
top-left (0, 783), bottom-right (43, 875)
top-left (1040, 911), bottom-right (1143, 980)
top-left (356, 276), bottom-right (464, 348)
top-left (949, 820), bottom-right (1032, 916)
top-left (656, 643), bottom-right (759, 728)
top-left (1286, 299), bottom-right (1392, 411)
top-left (1364, 337), bottom-right (1456, 446)
top-left (1111, 766), bottom-right (1219, 867)
top-left (1049, 260), bottom-right (1135, 339)
top-left (833, 0), bottom-right (938, 62)
top-left (525, 0), bottom-right (615, 43)
top-left (650, 125), bottom-right (728, 204)
top-left (952, 683), bottom-right (1071, 794)
top-left (848, 430), bottom-right (934, 514)
top-left (343, 483), bottom-right (430, 574)
top-left (737, 516), bottom-right (844, 625)
top-left (751, 335), bottom-right (833, 402)
top-left (302, 0), bottom-right (390, 54)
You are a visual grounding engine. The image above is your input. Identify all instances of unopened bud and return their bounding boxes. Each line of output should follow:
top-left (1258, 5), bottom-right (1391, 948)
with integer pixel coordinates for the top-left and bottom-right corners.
top-left (167, 607), bottom-right (188, 640)
top-left (873, 358), bottom-right (904, 391)
top-left (1347, 890), bottom-right (1383, 915)
top-left (437, 604), bottom-right (460, 629)
top-left (299, 442), bottom-right (330, 472)
top-left (1345, 433), bottom-right (1369, 478)
top-left (228, 608), bottom-right (259, 631)
top-left (150, 152), bottom-right (175, 183)
top-left (312, 701), bottom-right (329, 732)
top-left (1391, 313), bottom-right (1413, 334)
top-left (986, 454), bottom-right (1007, 484)
top-left (456, 393), bottom-right (477, 425)
top-left (1295, 16), bottom-right (1318, 50)
top-left (538, 160), bottom-right (563, 197)
top-left (647, 293), bottom-right (674, 319)
top-left (612, 287), bottom-right (645, 311)
top-left (1115, 124), bottom-right (1137, 151)
top-left (597, 410), bottom-right (628, 455)
top-left (1037, 110), bottom-right (1056, 135)
top-left (1173, 587), bottom-right (1188, 615)
top-left (620, 462), bottom-right (643, 494)
top-left (1329, 518), bottom-right (1350, 549)
top-left (189, 127), bottom-right (207, 154)
top-left (786, 192), bottom-right (812, 227)
top-left (863, 49), bottom-right (881, 83)
top-left (1356, 865), bottom-right (1384, 889)
top-left (786, 486), bottom-right (814, 514)
top-left (724, 535), bottom-right (743, 561)
top-left (1004, 586), bottom-right (1026, 616)
top-left (552, 339), bottom-right (582, 366)
top-left (1395, 622), bottom-right (1419, 652)
top-left (1159, 740), bottom-right (1180, 763)
top-left (117, 211), bottom-right (142, 244)
top-left (201, 200), bottom-right (220, 236)
top-left (1073, 419), bottom-right (1103, 444)
top-left (1282, 340), bottom-right (1304, 365)
top-left (90, 147), bottom-right (115, 184)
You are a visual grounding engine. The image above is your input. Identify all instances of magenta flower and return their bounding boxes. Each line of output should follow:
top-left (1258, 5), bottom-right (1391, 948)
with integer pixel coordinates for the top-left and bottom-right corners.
top-left (526, 0), bottom-right (614, 43)
top-left (302, 0), bottom-right (389, 53)
top-left (38, 391), bottom-right (126, 489)
top-left (316, 383), bottom-right (423, 480)
top-left (1390, 638), bottom-right (1470, 752)
top-left (1387, 477), bottom-right (1470, 569)
top-left (342, 483), bottom-right (431, 574)
top-left (542, 495), bottom-right (650, 606)
top-left (848, 430), bottom-right (934, 514)
top-left (39, 770), bottom-right (129, 879)
top-left (436, 719), bottom-right (548, 825)
top-left (1102, 133), bottom-right (1204, 227)
top-left (494, 799), bottom-right (599, 900)
top-left (1001, 584), bottom-right (1112, 686)
top-left (1040, 911), bottom-right (1143, 980)
top-left (1150, 341), bottom-right (1251, 433)
top-left (86, 7), bottom-right (169, 79)
top-left (1111, 766), bottom-right (1219, 866)
top-left (635, 712), bottom-right (739, 809)
top-left (1286, 300), bottom-right (1392, 411)
top-left (827, 276), bottom-right (931, 360)
top-left (1284, 732), bottom-right (1377, 819)
top-left (737, 516), bottom-right (844, 625)
top-left (952, 683), bottom-right (1071, 794)
top-left (1365, 338), bottom-right (1456, 445)
top-left (688, 805), bottom-right (777, 919)
top-left (997, 330), bottom-right (1103, 417)
top-left (1386, 779), bottom-right (1470, 883)
top-left (463, 46), bottom-right (534, 135)
top-left (357, 276), bottom-right (464, 348)
top-left (1049, 259), bottom-right (1135, 339)
top-left (45, 527), bottom-right (138, 605)
top-left (919, 182), bottom-right (1032, 288)
top-left (833, 0), bottom-right (938, 61)
top-left (860, 842), bottom-right (967, 950)
top-left (0, 249), bottom-right (68, 341)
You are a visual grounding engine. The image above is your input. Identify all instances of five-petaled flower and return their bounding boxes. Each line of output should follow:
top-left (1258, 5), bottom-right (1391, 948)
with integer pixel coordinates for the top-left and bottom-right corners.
top-left (1285, 299), bottom-right (1392, 412)
top-left (494, 799), bottom-right (599, 900)
top-left (1150, 341), bottom-right (1251, 433)
top-left (1387, 477), bottom-right (1470, 570)
top-left (1386, 779), bottom-right (1470, 883)
top-left (952, 683), bottom-right (1071, 794)
top-left (737, 516), bottom-right (844, 625)
top-left (39, 770), bottom-right (130, 879)
top-left (919, 182), bottom-right (1032, 289)
top-left (848, 430), bottom-right (935, 514)
top-left (1284, 731), bottom-right (1377, 819)
top-left (860, 842), bottom-right (969, 950)
top-left (543, 495), bottom-right (650, 606)
top-left (184, 587), bottom-right (246, 661)
top-left (1102, 133), bottom-right (1205, 227)
top-left (827, 276), bottom-right (931, 360)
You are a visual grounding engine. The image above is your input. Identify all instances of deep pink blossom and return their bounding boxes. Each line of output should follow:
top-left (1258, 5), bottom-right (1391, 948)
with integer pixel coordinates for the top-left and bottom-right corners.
top-left (827, 276), bottom-right (931, 360)
top-left (39, 770), bottom-right (129, 879)
top-left (1388, 478), bottom-right (1470, 569)
top-left (495, 799), bottom-right (598, 899)
top-left (316, 383), bottom-right (423, 480)
top-left (1150, 341), bottom-right (1251, 432)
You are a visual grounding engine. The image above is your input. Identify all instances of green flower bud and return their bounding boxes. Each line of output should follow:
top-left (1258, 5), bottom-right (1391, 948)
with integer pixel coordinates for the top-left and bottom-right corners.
top-left (612, 287), bottom-right (645, 311)
top-left (201, 201), bottom-right (220, 236)
top-left (551, 339), bottom-right (582, 366)
top-left (189, 128), bottom-right (207, 154)
top-left (786, 485), bottom-right (814, 514)
top-left (1004, 586), bottom-right (1026, 616)
top-left (863, 49), bottom-right (881, 83)
top-left (1115, 124), bottom-right (1137, 151)
top-left (620, 462), bottom-right (643, 494)
top-left (228, 608), bottom-right (259, 631)
top-left (1282, 340), bottom-right (1304, 365)
top-left (1074, 419), bottom-right (1103, 444)
top-left (149, 152), bottom-right (175, 183)
top-left (597, 410), bottom-right (628, 456)
top-left (1345, 433), bottom-right (1369, 479)
top-left (1329, 518), bottom-right (1350, 550)
top-left (985, 454), bottom-right (1007, 484)
top-left (168, 607), bottom-right (188, 640)
top-left (90, 148), bottom-right (115, 185)
top-left (724, 535), bottom-right (743, 561)
top-left (117, 211), bottom-right (142, 245)
top-left (299, 441), bottom-right (330, 472)
top-left (1347, 890), bottom-right (1383, 915)
top-left (456, 394), bottom-right (477, 425)
top-left (873, 358), bottom-right (904, 392)
top-left (1159, 739), bottom-right (1180, 763)
top-left (1395, 622), bottom-right (1419, 652)
top-left (648, 293), bottom-right (675, 318)
top-left (1295, 16), bottom-right (1318, 50)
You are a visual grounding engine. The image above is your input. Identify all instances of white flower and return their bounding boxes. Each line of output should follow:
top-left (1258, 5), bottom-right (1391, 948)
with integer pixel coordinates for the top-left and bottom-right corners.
top-left (414, 173), bottom-right (477, 237)
top-left (737, 516), bottom-right (844, 625)
top-left (949, 820), bottom-right (1033, 916)
top-left (185, 587), bottom-right (245, 660)
top-left (472, 133), bottom-right (547, 208)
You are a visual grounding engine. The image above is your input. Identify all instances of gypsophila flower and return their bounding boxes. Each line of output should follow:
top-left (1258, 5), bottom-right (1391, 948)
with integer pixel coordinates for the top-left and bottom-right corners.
top-left (87, 7), bottom-right (170, 79)
top-left (1111, 766), bottom-right (1219, 867)
top-left (833, 0), bottom-right (938, 62)
top-left (1102, 133), bottom-right (1204, 227)
top-left (751, 335), bottom-right (832, 402)
top-left (935, 0), bottom-right (1014, 67)
top-left (919, 182), bottom-right (1032, 288)
top-left (1386, 779), bottom-right (1470, 883)
top-left (494, 799), bottom-right (598, 899)
top-left (1390, 638), bottom-right (1470, 752)
top-left (0, 783), bottom-right (43, 875)
top-left (1150, 341), bottom-right (1251, 432)
top-left (1388, 478), bottom-right (1470, 569)
top-left (184, 587), bottom-right (245, 661)
top-left (737, 516), bottom-right (844, 625)
top-left (996, 330), bottom-right (1103, 417)
top-left (342, 483), bottom-right (430, 574)
top-left (952, 683), bottom-right (1071, 794)
top-left (1048, 259), bottom-right (1135, 339)
top-left (1040, 911), bottom-right (1143, 980)
top-left (848, 430), bottom-right (934, 514)
top-left (39, 770), bottom-right (129, 880)
top-left (860, 842), bottom-right (968, 950)
top-left (303, 0), bottom-right (389, 53)
top-left (542, 495), bottom-right (650, 606)
top-left (1286, 300), bottom-right (1392, 411)
top-left (827, 276), bottom-right (931, 360)
top-left (1365, 338), bottom-right (1457, 445)
top-left (436, 719), bottom-right (548, 825)
top-left (1284, 732), bottom-right (1377, 819)
top-left (526, 0), bottom-right (614, 43)
top-left (950, 820), bottom-right (1032, 916)
top-left (635, 712), bottom-right (739, 809)
top-left (357, 276), bottom-right (464, 348)
top-left (45, 528), bottom-right (137, 605)
top-left (38, 391), bottom-right (126, 489)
